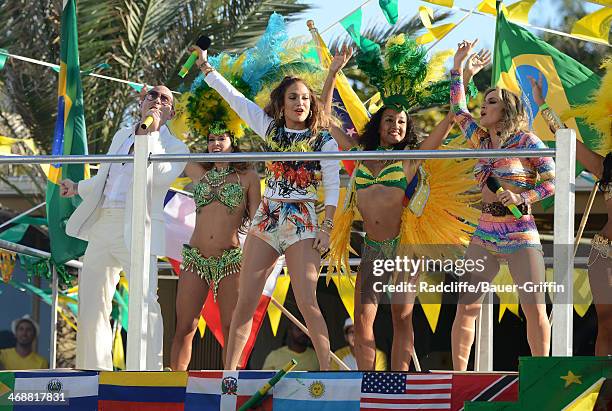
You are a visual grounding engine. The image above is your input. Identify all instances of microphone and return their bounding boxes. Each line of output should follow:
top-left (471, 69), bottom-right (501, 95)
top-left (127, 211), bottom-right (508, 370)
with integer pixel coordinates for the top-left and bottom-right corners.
top-left (486, 177), bottom-right (523, 219)
top-left (140, 115), bottom-right (154, 130)
top-left (178, 35), bottom-right (212, 78)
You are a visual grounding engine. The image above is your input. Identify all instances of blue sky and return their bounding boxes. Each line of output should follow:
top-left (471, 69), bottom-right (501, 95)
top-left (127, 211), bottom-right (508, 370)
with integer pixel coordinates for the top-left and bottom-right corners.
top-left (286, 0), bottom-right (603, 56)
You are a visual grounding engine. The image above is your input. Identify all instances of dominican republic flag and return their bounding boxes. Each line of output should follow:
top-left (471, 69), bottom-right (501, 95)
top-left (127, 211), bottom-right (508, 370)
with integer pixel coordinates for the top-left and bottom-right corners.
top-left (451, 373), bottom-right (518, 410)
top-left (0, 370), bottom-right (98, 410)
top-left (185, 371), bottom-right (275, 410)
top-left (162, 189), bottom-right (285, 367)
top-left (273, 371), bottom-right (362, 410)
top-left (360, 372), bottom-right (452, 410)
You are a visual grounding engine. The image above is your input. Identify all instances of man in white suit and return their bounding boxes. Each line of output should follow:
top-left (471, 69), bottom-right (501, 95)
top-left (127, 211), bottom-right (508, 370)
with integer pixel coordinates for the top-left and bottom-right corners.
top-left (60, 85), bottom-right (188, 370)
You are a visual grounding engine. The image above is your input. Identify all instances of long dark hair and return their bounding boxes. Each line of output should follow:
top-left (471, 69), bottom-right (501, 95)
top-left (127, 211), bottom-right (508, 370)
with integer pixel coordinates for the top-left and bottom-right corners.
top-left (263, 76), bottom-right (329, 137)
top-left (359, 107), bottom-right (417, 151)
top-left (600, 152), bottom-right (612, 188)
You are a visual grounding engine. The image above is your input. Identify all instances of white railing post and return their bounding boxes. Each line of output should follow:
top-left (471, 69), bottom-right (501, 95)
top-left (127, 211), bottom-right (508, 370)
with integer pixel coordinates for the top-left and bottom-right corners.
top-left (552, 129), bottom-right (575, 356)
top-left (474, 292), bottom-right (493, 371)
top-left (49, 263), bottom-right (58, 369)
top-left (126, 133), bottom-right (153, 370)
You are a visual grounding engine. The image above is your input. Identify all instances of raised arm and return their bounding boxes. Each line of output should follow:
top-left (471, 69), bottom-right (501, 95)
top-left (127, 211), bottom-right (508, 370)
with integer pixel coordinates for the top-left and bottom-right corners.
top-left (450, 40), bottom-right (488, 148)
top-left (418, 111), bottom-right (455, 151)
top-left (194, 47), bottom-right (272, 139)
top-left (322, 45), bottom-right (359, 150)
top-left (529, 74), bottom-right (605, 178)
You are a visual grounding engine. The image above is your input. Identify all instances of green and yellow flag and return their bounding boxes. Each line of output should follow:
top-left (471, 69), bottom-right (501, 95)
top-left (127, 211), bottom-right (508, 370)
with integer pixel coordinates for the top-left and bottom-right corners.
top-left (465, 357), bottom-right (612, 410)
top-left (492, 6), bottom-right (601, 207)
top-left (46, 0), bottom-right (89, 264)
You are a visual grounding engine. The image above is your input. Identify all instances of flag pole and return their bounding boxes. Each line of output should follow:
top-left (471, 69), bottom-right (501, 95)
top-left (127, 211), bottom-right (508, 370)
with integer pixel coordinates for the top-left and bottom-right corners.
top-left (574, 182), bottom-right (599, 257)
top-left (269, 297), bottom-right (351, 370)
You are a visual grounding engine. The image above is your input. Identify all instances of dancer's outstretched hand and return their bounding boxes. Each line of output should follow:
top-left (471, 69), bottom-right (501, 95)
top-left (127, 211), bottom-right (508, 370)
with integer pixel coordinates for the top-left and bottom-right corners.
top-left (528, 74), bottom-right (546, 107)
top-left (464, 49), bottom-right (491, 79)
top-left (330, 44), bottom-right (354, 75)
top-left (453, 39), bottom-right (479, 71)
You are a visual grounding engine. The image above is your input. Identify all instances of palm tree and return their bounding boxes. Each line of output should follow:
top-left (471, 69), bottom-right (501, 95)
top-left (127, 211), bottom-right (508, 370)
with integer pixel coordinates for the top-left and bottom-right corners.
top-left (0, 0), bottom-right (311, 156)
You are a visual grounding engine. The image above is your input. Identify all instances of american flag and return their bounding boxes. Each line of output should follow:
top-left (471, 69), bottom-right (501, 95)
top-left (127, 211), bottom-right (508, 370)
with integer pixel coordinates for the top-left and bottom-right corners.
top-left (360, 372), bottom-right (452, 410)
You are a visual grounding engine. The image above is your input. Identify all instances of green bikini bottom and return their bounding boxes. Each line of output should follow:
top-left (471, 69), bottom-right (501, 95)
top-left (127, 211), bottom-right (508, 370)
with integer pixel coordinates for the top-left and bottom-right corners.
top-left (180, 245), bottom-right (242, 300)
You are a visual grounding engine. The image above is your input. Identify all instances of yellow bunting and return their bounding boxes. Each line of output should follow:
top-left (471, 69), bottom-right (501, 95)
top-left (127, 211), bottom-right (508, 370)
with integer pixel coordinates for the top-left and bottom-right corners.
top-left (415, 5), bottom-right (457, 45)
top-left (571, 6), bottom-right (612, 45)
top-left (330, 273), bottom-right (356, 321)
top-left (197, 315), bottom-right (206, 339)
top-left (0, 250), bottom-right (17, 283)
top-left (545, 267), bottom-right (593, 317)
top-left (118, 275), bottom-right (129, 291)
top-left (493, 265), bottom-right (520, 321)
top-left (267, 269), bottom-right (291, 336)
top-left (422, 0), bottom-right (454, 7)
top-left (477, 0), bottom-right (508, 15)
top-left (586, 0), bottom-right (612, 7)
top-left (417, 272), bottom-right (443, 332)
top-left (506, 0), bottom-right (537, 24)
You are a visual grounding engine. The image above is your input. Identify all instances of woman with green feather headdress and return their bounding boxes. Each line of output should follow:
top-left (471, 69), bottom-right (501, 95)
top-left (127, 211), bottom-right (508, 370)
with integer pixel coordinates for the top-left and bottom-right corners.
top-left (323, 35), bottom-right (485, 371)
top-left (170, 54), bottom-right (263, 371)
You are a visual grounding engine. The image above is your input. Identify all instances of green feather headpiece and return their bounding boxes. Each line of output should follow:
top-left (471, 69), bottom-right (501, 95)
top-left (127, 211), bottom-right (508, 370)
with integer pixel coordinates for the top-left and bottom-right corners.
top-left (357, 34), bottom-right (476, 113)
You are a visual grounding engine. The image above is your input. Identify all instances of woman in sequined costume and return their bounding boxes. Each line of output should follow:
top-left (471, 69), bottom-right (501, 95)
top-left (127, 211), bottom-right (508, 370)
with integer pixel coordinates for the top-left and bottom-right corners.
top-left (530, 73), bottom-right (611, 356)
top-left (170, 130), bottom-right (261, 370)
top-left (450, 40), bottom-right (555, 370)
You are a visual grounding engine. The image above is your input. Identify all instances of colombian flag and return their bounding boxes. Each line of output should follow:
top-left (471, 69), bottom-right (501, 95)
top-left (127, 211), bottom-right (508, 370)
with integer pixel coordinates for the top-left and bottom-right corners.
top-left (492, 6), bottom-right (601, 168)
top-left (97, 371), bottom-right (187, 410)
top-left (45, 0), bottom-right (89, 264)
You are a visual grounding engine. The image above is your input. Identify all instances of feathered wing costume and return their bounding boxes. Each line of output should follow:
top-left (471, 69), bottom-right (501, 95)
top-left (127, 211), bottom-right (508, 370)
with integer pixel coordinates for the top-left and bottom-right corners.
top-left (562, 58), bottom-right (612, 155)
top-left (327, 34), bottom-right (481, 279)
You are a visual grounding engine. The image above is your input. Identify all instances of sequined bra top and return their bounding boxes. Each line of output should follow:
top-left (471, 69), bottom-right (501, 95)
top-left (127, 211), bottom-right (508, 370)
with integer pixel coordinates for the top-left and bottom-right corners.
top-left (193, 168), bottom-right (244, 211)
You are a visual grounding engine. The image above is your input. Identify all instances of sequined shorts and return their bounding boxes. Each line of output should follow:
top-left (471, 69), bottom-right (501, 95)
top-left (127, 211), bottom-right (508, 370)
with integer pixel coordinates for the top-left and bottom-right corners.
top-left (180, 245), bottom-right (242, 300)
top-left (472, 213), bottom-right (542, 256)
top-left (249, 197), bottom-right (318, 255)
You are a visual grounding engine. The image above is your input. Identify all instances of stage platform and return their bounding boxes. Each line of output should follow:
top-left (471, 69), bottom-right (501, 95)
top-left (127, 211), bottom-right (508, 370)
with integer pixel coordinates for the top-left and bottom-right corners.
top-left (0, 357), bottom-right (610, 410)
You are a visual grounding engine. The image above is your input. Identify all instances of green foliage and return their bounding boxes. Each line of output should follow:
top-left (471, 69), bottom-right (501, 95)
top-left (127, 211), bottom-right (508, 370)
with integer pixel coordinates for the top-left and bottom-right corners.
top-left (0, 0), bottom-right (310, 155)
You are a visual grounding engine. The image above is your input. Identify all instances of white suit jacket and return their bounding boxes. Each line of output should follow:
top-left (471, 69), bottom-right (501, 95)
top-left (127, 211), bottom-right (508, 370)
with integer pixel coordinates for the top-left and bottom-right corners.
top-left (65, 125), bottom-right (189, 256)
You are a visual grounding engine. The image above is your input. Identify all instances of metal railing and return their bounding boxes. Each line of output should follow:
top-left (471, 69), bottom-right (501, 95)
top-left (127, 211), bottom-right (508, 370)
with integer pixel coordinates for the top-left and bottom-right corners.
top-left (0, 129), bottom-right (576, 370)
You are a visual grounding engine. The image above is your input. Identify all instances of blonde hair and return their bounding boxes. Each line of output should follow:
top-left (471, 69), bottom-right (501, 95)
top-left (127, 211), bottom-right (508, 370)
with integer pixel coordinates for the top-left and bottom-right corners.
top-left (484, 87), bottom-right (529, 143)
top-left (263, 76), bottom-right (330, 138)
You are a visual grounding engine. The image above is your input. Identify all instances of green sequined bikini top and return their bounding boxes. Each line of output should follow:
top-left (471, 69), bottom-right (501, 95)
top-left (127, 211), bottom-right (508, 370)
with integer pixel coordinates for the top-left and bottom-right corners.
top-left (193, 167), bottom-right (244, 211)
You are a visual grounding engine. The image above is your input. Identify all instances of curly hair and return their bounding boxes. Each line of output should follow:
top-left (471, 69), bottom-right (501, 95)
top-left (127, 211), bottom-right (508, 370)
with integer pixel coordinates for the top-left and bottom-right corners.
top-left (359, 107), bottom-right (418, 151)
top-left (483, 87), bottom-right (529, 144)
top-left (263, 76), bottom-right (330, 138)
top-left (200, 132), bottom-right (251, 172)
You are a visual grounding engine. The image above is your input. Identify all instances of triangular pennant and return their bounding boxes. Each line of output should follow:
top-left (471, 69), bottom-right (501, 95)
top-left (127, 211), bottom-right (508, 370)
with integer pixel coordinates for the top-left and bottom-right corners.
top-left (267, 269), bottom-right (291, 336)
top-left (570, 6), bottom-right (612, 45)
top-left (416, 272), bottom-right (443, 333)
top-left (331, 274), bottom-right (356, 321)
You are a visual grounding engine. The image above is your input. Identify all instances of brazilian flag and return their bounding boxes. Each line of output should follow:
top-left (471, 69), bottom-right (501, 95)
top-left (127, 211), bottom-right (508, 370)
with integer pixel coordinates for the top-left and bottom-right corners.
top-left (45, 0), bottom-right (89, 264)
top-left (492, 5), bottom-right (601, 208)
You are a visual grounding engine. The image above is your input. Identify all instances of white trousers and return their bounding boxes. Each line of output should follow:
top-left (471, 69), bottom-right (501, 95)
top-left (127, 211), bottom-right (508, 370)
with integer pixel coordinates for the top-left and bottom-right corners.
top-left (75, 209), bottom-right (163, 370)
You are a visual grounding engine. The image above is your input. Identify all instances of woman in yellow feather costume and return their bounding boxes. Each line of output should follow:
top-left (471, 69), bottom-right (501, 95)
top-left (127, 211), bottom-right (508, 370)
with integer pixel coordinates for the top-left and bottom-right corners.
top-left (322, 35), bottom-right (482, 371)
top-left (530, 60), bottom-right (612, 356)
